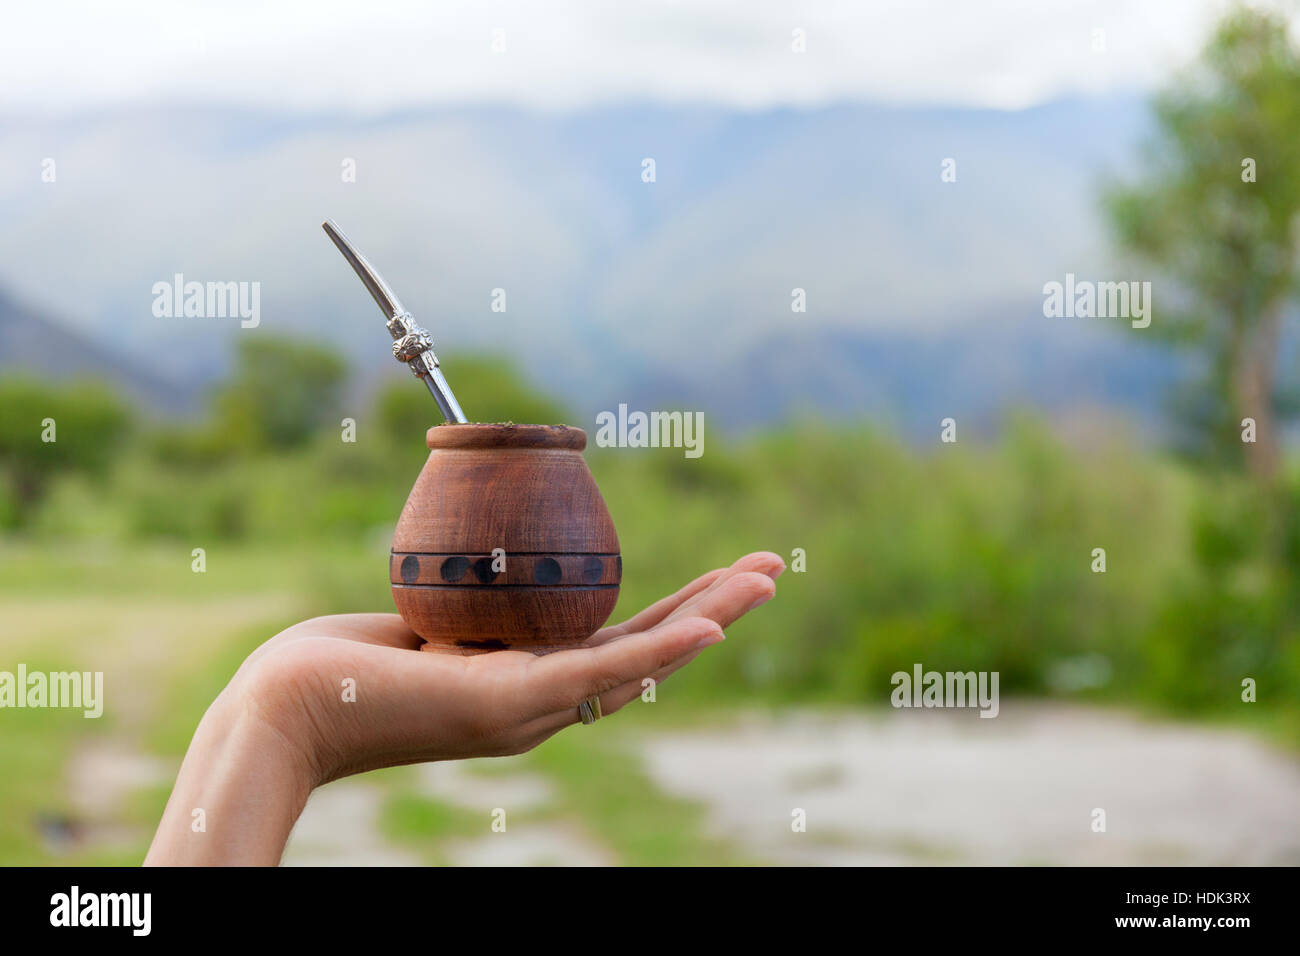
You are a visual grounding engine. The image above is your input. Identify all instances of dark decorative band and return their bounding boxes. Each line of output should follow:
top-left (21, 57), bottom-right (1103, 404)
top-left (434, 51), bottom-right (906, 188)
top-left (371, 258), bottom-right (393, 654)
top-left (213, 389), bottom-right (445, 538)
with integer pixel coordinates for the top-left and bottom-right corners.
top-left (391, 551), bottom-right (623, 588)
top-left (392, 583), bottom-right (619, 591)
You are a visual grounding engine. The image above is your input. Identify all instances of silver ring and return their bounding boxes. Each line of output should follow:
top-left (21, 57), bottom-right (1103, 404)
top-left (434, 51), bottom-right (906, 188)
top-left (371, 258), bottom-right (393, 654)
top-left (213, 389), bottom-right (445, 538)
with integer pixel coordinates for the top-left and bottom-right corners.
top-left (578, 695), bottom-right (602, 725)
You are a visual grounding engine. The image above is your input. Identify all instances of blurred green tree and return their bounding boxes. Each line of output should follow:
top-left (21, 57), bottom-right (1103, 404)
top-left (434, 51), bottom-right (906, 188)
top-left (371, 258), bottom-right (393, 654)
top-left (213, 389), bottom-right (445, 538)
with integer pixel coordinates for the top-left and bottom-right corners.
top-left (1105, 7), bottom-right (1300, 484)
top-left (0, 378), bottom-right (133, 525)
top-left (375, 354), bottom-right (570, 451)
top-left (211, 336), bottom-right (347, 452)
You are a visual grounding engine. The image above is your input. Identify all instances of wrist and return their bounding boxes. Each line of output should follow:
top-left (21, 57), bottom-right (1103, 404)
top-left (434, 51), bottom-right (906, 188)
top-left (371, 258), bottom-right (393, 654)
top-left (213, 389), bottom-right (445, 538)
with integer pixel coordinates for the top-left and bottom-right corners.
top-left (145, 683), bottom-right (319, 865)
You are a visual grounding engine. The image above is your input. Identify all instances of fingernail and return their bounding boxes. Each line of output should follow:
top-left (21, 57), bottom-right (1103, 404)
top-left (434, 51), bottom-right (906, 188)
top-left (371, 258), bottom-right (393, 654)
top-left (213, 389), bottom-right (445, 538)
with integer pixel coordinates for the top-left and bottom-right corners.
top-left (695, 629), bottom-right (725, 650)
top-left (746, 592), bottom-right (774, 613)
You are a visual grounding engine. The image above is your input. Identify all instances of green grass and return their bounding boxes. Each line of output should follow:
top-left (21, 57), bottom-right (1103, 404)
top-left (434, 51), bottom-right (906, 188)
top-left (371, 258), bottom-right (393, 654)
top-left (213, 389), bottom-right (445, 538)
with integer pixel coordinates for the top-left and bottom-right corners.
top-left (379, 786), bottom-right (487, 867)
top-left (0, 553), bottom-right (752, 865)
top-left (5, 402), bottom-right (1300, 863)
top-left (0, 643), bottom-right (121, 865)
top-left (519, 722), bottom-right (758, 866)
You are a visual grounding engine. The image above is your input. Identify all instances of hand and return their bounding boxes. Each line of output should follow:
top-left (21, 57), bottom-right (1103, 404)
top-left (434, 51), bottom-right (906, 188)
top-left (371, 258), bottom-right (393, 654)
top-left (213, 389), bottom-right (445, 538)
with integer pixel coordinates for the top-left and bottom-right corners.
top-left (145, 551), bottom-right (783, 865)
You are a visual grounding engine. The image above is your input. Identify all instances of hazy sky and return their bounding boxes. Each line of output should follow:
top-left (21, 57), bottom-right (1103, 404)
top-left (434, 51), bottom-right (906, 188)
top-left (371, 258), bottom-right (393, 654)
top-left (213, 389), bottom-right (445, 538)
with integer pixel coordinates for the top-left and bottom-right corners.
top-left (2, 0), bottom-right (1244, 114)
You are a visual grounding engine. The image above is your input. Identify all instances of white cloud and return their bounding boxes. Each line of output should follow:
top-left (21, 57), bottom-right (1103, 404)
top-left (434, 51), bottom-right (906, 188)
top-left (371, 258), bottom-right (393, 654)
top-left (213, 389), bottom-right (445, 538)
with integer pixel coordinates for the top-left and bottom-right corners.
top-left (0, 0), bottom-right (1239, 114)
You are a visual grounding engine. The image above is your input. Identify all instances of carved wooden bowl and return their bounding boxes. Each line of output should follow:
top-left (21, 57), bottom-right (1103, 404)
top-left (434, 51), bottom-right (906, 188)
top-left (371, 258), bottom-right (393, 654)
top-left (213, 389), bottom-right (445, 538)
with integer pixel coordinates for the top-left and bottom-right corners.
top-left (390, 423), bottom-right (621, 653)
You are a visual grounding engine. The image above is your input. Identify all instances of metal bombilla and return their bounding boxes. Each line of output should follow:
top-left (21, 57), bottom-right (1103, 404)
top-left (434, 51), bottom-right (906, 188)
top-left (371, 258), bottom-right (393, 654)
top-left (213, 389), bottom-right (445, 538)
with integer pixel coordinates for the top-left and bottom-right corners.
top-left (321, 218), bottom-right (468, 424)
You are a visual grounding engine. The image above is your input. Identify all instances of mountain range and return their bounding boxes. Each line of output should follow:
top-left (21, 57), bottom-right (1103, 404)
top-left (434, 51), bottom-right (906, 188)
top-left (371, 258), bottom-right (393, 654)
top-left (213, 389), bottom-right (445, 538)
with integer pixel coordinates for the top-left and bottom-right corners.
top-left (0, 97), bottom-right (1181, 436)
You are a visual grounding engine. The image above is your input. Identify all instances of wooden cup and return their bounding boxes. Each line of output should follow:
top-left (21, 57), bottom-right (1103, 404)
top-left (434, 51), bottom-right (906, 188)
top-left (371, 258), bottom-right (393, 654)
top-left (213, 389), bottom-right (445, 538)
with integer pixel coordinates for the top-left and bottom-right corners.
top-left (390, 423), bottom-right (621, 653)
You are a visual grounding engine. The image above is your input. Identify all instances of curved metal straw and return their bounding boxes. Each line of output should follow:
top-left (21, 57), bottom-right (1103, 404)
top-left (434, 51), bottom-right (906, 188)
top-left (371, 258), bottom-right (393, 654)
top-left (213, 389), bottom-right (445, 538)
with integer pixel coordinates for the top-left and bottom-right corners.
top-left (322, 219), bottom-right (468, 424)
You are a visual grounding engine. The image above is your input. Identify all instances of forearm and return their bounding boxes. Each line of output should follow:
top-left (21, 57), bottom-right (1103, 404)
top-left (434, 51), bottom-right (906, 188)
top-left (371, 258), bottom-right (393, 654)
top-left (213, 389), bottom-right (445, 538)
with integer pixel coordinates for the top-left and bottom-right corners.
top-left (144, 687), bottom-right (318, 866)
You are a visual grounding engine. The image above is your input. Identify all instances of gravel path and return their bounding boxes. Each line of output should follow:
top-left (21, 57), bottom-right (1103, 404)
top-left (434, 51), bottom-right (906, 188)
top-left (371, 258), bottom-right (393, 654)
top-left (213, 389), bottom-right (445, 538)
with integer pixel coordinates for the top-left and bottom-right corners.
top-left (103, 703), bottom-right (1300, 866)
top-left (639, 704), bottom-right (1300, 865)
top-left (282, 761), bottom-right (613, 866)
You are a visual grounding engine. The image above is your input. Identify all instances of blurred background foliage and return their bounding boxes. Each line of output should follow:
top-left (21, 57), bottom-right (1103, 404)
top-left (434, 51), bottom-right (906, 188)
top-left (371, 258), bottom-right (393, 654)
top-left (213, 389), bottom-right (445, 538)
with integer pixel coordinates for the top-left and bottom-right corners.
top-left (3, 2), bottom-right (1300, 866)
top-left (3, 332), bottom-right (1298, 745)
top-left (1105, 7), bottom-right (1300, 483)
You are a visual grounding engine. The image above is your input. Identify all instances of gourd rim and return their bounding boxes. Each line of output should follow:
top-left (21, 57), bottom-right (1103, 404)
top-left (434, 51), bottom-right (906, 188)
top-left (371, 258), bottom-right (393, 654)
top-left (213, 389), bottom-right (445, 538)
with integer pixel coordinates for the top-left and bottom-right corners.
top-left (425, 422), bottom-right (587, 451)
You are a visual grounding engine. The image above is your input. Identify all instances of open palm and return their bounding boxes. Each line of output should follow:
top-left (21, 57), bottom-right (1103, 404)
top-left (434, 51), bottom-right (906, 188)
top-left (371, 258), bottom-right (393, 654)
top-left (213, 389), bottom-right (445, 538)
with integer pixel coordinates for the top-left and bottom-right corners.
top-left (230, 551), bottom-right (784, 783)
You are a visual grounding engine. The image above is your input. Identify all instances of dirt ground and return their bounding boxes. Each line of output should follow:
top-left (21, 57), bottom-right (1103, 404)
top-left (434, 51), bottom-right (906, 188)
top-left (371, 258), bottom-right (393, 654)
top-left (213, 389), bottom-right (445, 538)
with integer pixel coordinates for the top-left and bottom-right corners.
top-left (639, 704), bottom-right (1300, 866)
top-left (280, 703), bottom-right (1300, 866)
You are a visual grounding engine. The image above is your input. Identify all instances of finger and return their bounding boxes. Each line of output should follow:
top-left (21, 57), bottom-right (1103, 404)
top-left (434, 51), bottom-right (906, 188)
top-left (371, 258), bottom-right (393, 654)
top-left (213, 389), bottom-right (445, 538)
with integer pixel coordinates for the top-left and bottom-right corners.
top-left (583, 575), bottom-right (777, 717)
top-left (660, 552), bottom-right (784, 623)
top-left (595, 647), bottom-right (700, 716)
top-left (524, 616), bottom-right (723, 716)
top-left (527, 570), bottom-right (780, 732)
top-left (574, 573), bottom-right (778, 721)
top-left (583, 567), bottom-right (726, 646)
top-left (662, 570), bottom-right (776, 630)
top-left (520, 635), bottom-right (713, 738)
top-left (586, 552), bottom-right (784, 648)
